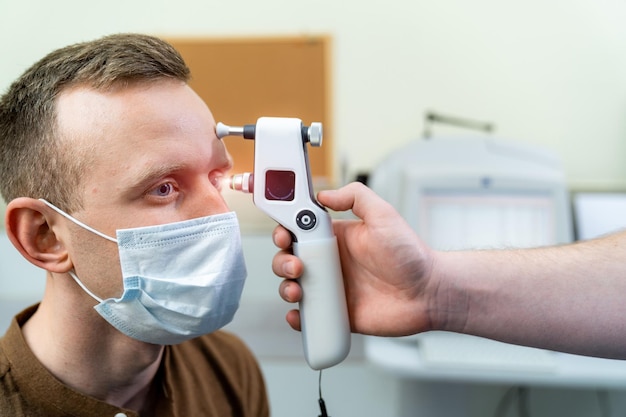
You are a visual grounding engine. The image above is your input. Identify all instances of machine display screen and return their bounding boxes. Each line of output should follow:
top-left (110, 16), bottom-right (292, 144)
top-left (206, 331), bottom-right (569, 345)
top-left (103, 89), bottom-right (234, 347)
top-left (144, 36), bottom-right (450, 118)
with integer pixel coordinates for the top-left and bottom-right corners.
top-left (265, 170), bottom-right (296, 201)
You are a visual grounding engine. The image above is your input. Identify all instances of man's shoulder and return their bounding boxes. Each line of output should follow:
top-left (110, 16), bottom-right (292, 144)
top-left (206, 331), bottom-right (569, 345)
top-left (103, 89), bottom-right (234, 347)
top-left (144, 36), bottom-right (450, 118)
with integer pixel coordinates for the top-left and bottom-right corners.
top-left (0, 333), bottom-right (10, 378)
top-left (203, 329), bottom-right (249, 348)
top-left (0, 336), bottom-right (20, 415)
top-left (164, 331), bottom-right (269, 417)
top-left (168, 330), bottom-right (261, 378)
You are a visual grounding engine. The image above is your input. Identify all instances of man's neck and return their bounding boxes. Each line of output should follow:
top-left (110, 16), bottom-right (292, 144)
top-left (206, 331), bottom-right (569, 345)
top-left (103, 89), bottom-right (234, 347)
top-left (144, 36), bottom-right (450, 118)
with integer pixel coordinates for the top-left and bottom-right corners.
top-left (22, 284), bottom-right (164, 411)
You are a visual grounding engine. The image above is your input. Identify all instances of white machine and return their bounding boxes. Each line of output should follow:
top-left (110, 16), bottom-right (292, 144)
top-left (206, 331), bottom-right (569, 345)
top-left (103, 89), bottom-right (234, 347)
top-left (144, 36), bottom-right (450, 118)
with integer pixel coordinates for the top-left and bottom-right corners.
top-left (367, 134), bottom-right (575, 380)
top-left (370, 136), bottom-right (573, 250)
top-left (217, 117), bottom-right (351, 370)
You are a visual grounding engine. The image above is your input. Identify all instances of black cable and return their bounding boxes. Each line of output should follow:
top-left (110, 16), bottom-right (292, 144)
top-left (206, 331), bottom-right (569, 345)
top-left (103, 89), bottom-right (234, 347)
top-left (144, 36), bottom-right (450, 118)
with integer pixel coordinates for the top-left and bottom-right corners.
top-left (318, 370), bottom-right (330, 417)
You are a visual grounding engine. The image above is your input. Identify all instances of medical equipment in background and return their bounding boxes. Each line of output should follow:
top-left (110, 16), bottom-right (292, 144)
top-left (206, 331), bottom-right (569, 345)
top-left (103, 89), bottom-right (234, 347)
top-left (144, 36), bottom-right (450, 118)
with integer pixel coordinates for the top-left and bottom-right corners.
top-left (367, 112), bottom-right (574, 380)
top-left (422, 110), bottom-right (494, 139)
top-left (217, 117), bottom-right (351, 371)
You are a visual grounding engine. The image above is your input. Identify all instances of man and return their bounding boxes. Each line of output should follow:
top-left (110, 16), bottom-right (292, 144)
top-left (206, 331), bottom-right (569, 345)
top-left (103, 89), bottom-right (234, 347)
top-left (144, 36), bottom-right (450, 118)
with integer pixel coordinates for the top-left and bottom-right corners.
top-left (273, 181), bottom-right (626, 360)
top-left (0, 34), bottom-right (269, 416)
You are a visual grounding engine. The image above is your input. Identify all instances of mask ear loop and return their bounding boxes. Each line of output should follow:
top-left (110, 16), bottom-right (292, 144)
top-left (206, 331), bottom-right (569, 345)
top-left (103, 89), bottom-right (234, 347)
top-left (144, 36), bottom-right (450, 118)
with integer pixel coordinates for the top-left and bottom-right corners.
top-left (68, 270), bottom-right (104, 303)
top-left (38, 199), bottom-right (118, 243)
top-left (38, 199), bottom-right (113, 304)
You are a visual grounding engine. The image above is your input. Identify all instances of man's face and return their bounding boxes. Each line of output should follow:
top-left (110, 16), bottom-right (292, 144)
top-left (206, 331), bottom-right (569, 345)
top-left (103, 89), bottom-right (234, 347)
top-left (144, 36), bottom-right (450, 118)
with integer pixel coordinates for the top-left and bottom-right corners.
top-left (54, 79), bottom-right (232, 299)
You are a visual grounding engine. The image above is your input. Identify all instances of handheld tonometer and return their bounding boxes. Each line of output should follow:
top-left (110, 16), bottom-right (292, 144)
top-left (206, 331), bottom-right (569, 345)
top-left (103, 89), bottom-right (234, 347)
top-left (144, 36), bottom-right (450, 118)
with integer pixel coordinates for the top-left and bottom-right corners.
top-left (217, 117), bottom-right (351, 370)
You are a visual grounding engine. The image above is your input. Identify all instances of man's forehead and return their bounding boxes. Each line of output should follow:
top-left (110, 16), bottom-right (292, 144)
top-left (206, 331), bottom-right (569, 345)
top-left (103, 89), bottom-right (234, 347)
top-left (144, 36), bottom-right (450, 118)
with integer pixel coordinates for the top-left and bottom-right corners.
top-left (55, 81), bottom-right (211, 143)
top-left (56, 82), bottom-right (152, 120)
top-left (56, 79), bottom-right (196, 117)
top-left (55, 85), bottom-right (125, 143)
top-left (55, 80), bottom-right (217, 158)
top-left (56, 86), bottom-right (109, 118)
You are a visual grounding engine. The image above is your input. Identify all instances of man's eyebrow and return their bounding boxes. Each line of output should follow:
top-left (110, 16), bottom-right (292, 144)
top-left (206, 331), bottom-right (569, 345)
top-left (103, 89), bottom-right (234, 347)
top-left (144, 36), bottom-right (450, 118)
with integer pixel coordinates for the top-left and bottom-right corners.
top-left (125, 163), bottom-right (188, 194)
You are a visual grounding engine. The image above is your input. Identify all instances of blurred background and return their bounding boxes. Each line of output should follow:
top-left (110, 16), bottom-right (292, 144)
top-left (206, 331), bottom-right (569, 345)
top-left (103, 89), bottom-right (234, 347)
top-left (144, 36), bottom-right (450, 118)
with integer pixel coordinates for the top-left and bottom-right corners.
top-left (2, 1), bottom-right (626, 416)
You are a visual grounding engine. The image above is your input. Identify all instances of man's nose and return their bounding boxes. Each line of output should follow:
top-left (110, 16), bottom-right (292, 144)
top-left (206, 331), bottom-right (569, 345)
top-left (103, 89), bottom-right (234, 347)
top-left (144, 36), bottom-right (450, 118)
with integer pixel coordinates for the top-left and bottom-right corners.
top-left (188, 178), bottom-right (230, 218)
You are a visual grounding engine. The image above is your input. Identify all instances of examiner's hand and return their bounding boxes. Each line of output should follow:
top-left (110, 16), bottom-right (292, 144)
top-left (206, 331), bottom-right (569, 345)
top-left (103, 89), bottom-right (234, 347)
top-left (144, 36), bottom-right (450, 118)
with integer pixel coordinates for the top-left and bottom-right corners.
top-left (272, 182), bottom-right (437, 337)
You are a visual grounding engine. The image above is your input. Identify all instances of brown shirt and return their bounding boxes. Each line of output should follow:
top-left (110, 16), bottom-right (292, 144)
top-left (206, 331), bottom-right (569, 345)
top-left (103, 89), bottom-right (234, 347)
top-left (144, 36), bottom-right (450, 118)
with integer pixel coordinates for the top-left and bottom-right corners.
top-left (0, 305), bottom-right (270, 417)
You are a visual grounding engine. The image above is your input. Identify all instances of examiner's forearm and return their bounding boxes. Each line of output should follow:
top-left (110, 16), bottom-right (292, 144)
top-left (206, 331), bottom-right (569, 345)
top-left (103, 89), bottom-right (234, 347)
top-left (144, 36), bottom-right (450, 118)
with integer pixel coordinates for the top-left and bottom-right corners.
top-left (431, 231), bottom-right (626, 359)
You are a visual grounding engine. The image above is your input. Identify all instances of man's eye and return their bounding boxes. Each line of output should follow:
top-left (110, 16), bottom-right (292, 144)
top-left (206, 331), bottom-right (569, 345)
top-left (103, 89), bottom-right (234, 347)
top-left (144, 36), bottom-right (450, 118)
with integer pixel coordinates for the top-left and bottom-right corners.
top-left (150, 183), bottom-right (175, 197)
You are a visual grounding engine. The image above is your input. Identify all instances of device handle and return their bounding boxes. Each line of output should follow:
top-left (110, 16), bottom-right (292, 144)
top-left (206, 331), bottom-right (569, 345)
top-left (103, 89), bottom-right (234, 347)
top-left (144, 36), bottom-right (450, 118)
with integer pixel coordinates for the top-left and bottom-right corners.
top-left (293, 236), bottom-right (351, 370)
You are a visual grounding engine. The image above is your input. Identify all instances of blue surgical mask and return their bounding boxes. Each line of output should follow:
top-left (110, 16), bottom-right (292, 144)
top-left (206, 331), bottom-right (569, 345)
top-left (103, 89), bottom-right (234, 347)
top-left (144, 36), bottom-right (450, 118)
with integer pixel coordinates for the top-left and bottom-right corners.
top-left (40, 199), bottom-right (247, 345)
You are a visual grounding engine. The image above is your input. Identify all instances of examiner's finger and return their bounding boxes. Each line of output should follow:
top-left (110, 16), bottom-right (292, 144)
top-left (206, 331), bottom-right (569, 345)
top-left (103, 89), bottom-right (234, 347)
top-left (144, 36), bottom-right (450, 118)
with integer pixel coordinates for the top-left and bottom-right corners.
top-left (318, 181), bottom-right (396, 223)
top-left (279, 279), bottom-right (303, 303)
top-left (272, 225), bottom-right (293, 249)
top-left (272, 252), bottom-right (303, 279)
top-left (285, 309), bottom-right (302, 331)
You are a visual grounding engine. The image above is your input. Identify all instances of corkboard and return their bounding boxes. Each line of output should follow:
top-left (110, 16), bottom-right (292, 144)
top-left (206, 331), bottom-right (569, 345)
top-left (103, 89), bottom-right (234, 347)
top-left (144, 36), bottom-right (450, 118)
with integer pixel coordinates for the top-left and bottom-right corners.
top-left (168, 36), bottom-right (332, 180)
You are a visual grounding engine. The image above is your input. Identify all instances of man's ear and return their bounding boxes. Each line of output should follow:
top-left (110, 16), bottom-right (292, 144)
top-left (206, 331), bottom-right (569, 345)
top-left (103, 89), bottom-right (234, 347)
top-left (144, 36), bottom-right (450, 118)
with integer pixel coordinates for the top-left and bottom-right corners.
top-left (5, 197), bottom-right (73, 273)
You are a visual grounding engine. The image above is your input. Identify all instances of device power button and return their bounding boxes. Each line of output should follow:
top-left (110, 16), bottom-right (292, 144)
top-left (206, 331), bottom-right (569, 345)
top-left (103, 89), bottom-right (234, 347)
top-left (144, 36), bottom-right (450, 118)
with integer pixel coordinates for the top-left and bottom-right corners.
top-left (296, 210), bottom-right (317, 231)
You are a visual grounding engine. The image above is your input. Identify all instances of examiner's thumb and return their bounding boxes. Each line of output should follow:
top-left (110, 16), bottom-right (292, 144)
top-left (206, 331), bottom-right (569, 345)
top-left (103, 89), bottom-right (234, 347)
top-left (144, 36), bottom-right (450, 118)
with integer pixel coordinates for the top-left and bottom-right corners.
top-left (317, 189), bottom-right (341, 211)
top-left (318, 182), bottom-right (366, 212)
top-left (319, 182), bottom-right (397, 222)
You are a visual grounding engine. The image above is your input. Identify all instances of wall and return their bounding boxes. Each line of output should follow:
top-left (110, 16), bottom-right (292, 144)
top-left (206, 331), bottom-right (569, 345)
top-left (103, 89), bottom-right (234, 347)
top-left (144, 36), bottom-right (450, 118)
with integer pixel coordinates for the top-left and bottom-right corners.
top-left (1, 0), bottom-right (626, 192)
top-left (2, 1), bottom-right (626, 416)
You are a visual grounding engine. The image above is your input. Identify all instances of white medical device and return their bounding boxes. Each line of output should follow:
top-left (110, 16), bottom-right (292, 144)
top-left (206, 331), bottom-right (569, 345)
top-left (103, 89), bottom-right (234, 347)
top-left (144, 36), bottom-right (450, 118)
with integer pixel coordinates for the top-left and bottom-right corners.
top-left (217, 117), bottom-right (351, 370)
top-left (370, 136), bottom-right (573, 251)
top-left (367, 134), bottom-right (573, 377)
